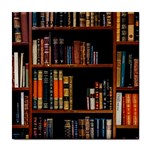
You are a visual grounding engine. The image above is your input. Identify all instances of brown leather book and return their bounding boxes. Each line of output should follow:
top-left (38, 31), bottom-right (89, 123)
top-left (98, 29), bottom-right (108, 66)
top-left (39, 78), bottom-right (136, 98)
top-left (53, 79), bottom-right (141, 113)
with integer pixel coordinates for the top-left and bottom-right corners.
top-left (21, 12), bottom-right (28, 42)
top-left (73, 41), bottom-right (80, 64)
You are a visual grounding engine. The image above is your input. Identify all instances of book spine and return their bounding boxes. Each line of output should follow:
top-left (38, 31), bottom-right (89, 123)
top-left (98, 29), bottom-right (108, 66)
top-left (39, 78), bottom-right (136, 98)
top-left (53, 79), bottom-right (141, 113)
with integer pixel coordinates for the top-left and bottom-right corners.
top-left (59, 70), bottom-right (63, 109)
top-left (99, 82), bottom-right (103, 109)
top-left (95, 118), bottom-right (100, 139)
top-left (49, 70), bottom-right (53, 109)
top-left (59, 12), bottom-right (63, 27)
top-left (69, 76), bottom-right (73, 110)
top-left (116, 12), bottom-right (120, 41)
top-left (116, 51), bottom-right (121, 87)
top-left (122, 96), bottom-right (126, 125)
top-left (22, 66), bottom-right (25, 87)
top-left (120, 51), bottom-right (126, 87)
top-left (40, 38), bottom-right (44, 65)
top-left (103, 79), bottom-right (107, 109)
top-left (80, 12), bottom-right (86, 27)
top-left (21, 12), bottom-right (28, 42)
top-left (90, 12), bottom-right (94, 27)
top-left (59, 37), bottom-right (64, 64)
top-left (32, 12), bottom-right (37, 27)
top-left (63, 76), bottom-right (69, 110)
top-left (86, 42), bottom-right (91, 64)
top-left (90, 88), bottom-right (95, 110)
top-left (90, 118), bottom-right (94, 139)
top-left (43, 70), bottom-right (49, 109)
top-left (71, 120), bottom-right (74, 139)
top-left (53, 37), bottom-right (59, 64)
top-left (43, 119), bottom-right (47, 138)
top-left (50, 12), bottom-right (54, 27)
top-left (37, 116), bottom-right (42, 138)
top-left (64, 120), bottom-right (71, 139)
top-left (21, 92), bottom-right (24, 125)
top-left (38, 70), bottom-right (43, 109)
top-left (127, 53), bottom-right (133, 87)
top-left (109, 87), bottom-right (113, 110)
top-left (74, 120), bottom-right (78, 138)
top-left (106, 119), bottom-right (112, 139)
top-left (24, 95), bottom-right (29, 125)
top-left (85, 116), bottom-right (90, 139)
top-left (44, 36), bottom-right (49, 64)
top-left (53, 69), bottom-right (59, 109)
top-left (101, 118), bottom-right (106, 139)
top-left (20, 52), bottom-right (24, 88)
top-left (90, 45), bottom-right (94, 64)
top-left (94, 12), bottom-right (98, 26)
top-left (73, 41), bottom-right (80, 64)
top-left (40, 12), bottom-right (45, 27)
top-left (86, 12), bottom-right (90, 27)
top-left (49, 32), bottom-right (52, 65)
top-left (132, 94), bottom-right (139, 126)
top-left (14, 52), bottom-right (19, 87)
top-left (134, 12), bottom-right (139, 41)
top-left (128, 12), bottom-right (134, 41)
top-left (95, 82), bottom-right (99, 109)
top-left (37, 38), bottom-right (41, 64)
top-left (33, 117), bottom-right (38, 138)
top-left (134, 59), bottom-right (139, 87)
top-left (25, 63), bottom-right (29, 88)
top-left (45, 12), bottom-right (49, 27)
top-left (12, 55), bottom-right (14, 88)
top-left (73, 12), bottom-right (76, 27)
top-left (32, 40), bottom-right (37, 65)
top-left (125, 93), bottom-right (132, 125)
top-left (116, 92), bottom-right (122, 125)
top-left (106, 12), bottom-right (112, 27)
top-left (33, 69), bottom-right (38, 109)
top-left (121, 12), bottom-right (128, 41)
top-left (86, 88), bottom-right (90, 110)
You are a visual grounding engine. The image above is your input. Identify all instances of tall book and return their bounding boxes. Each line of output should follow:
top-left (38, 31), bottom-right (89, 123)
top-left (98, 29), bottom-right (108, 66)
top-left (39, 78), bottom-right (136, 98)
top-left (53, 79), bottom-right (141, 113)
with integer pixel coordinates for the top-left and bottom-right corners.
top-left (21, 92), bottom-right (24, 125)
top-left (116, 51), bottom-right (121, 87)
top-left (128, 12), bottom-right (134, 41)
top-left (21, 12), bottom-right (28, 42)
top-left (14, 52), bottom-right (19, 87)
top-left (38, 70), bottom-right (43, 109)
top-left (116, 92), bottom-right (122, 125)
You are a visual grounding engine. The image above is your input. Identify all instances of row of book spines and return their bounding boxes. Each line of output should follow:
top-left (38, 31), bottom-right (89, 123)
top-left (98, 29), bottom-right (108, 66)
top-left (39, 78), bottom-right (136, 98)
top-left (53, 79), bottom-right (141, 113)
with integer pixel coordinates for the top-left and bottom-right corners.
top-left (116, 12), bottom-right (139, 42)
top-left (12, 132), bottom-right (29, 139)
top-left (33, 37), bottom-right (99, 65)
top-left (86, 80), bottom-right (112, 110)
top-left (64, 117), bottom-right (112, 139)
top-left (116, 93), bottom-right (138, 126)
top-left (12, 53), bottom-right (29, 88)
top-left (12, 12), bottom-right (28, 42)
top-left (116, 51), bottom-right (139, 87)
top-left (14, 92), bottom-right (29, 125)
top-left (33, 117), bottom-right (53, 139)
top-left (32, 12), bottom-right (112, 27)
top-left (33, 69), bottom-right (73, 110)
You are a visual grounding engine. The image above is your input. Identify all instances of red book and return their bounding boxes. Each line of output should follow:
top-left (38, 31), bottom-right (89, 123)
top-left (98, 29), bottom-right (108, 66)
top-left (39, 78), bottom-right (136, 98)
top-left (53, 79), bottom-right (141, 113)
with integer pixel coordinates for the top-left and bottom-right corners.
top-left (122, 96), bottom-right (126, 125)
top-left (132, 94), bottom-right (139, 126)
top-left (21, 12), bottom-right (28, 42)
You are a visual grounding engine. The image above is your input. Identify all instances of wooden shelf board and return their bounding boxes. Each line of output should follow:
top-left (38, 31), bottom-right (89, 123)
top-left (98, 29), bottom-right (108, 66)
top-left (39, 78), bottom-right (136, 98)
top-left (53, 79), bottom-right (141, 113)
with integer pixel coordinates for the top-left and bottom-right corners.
top-left (116, 87), bottom-right (139, 91)
top-left (32, 64), bottom-right (113, 68)
top-left (12, 42), bottom-right (29, 46)
top-left (116, 125), bottom-right (139, 129)
top-left (12, 125), bottom-right (29, 129)
top-left (32, 110), bottom-right (113, 114)
top-left (32, 26), bottom-right (113, 31)
top-left (12, 88), bottom-right (29, 91)
top-left (116, 41), bottom-right (139, 45)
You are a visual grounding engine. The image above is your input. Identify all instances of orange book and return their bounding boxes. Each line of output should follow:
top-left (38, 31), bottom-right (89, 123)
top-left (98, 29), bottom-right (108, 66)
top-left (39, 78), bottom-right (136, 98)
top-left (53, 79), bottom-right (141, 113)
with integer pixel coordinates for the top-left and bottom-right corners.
top-left (54, 69), bottom-right (59, 109)
top-left (33, 69), bottom-right (38, 109)
top-left (125, 93), bottom-right (132, 125)
top-left (38, 70), bottom-right (43, 109)
top-left (122, 96), bottom-right (126, 125)
top-left (132, 94), bottom-right (139, 126)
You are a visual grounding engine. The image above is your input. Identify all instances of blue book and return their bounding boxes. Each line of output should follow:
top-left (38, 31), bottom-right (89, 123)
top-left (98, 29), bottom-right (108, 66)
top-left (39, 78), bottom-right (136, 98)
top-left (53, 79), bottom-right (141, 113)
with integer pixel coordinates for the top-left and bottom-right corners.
top-left (95, 118), bottom-right (100, 139)
top-left (74, 120), bottom-right (78, 139)
top-left (66, 46), bottom-right (70, 64)
top-left (120, 51), bottom-right (126, 87)
top-left (32, 12), bottom-right (37, 27)
top-left (100, 118), bottom-right (106, 139)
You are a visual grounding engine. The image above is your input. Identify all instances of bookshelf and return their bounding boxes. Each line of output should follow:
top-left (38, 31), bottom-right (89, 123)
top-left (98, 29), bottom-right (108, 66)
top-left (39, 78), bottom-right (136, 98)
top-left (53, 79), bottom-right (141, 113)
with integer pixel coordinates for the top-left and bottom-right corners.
top-left (12, 12), bottom-right (139, 139)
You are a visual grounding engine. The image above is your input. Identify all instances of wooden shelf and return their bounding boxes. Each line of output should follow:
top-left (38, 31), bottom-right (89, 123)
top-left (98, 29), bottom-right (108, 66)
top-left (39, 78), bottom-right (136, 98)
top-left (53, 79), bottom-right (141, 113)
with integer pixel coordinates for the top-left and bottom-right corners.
top-left (12, 42), bottom-right (29, 46)
top-left (116, 87), bottom-right (139, 91)
top-left (32, 110), bottom-right (113, 114)
top-left (116, 41), bottom-right (139, 46)
top-left (12, 125), bottom-right (29, 129)
top-left (32, 64), bottom-right (113, 68)
top-left (12, 88), bottom-right (29, 91)
top-left (116, 125), bottom-right (139, 129)
top-left (32, 26), bottom-right (113, 31)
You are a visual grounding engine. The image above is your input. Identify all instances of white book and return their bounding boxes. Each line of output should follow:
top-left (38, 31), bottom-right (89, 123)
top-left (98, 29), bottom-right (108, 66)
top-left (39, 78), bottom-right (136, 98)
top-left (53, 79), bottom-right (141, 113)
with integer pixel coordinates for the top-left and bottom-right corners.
top-left (21, 92), bottom-right (24, 125)
top-left (32, 40), bottom-right (37, 64)
top-left (90, 88), bottom-right (95, 110)
top-left (20, 53), bottom-right (24, 87)
top-left (14, 52), bottom-right (19, 88)
top-left (106, 119), bottom-right (112, 139)
top-left (116, 92), bottom-right (122, 125)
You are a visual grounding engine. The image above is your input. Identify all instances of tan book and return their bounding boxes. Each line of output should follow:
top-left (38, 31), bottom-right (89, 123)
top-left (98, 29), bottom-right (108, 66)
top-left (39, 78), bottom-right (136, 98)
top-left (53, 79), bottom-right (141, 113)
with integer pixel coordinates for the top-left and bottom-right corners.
top-left (116, 12), bottom-right (120, 42)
